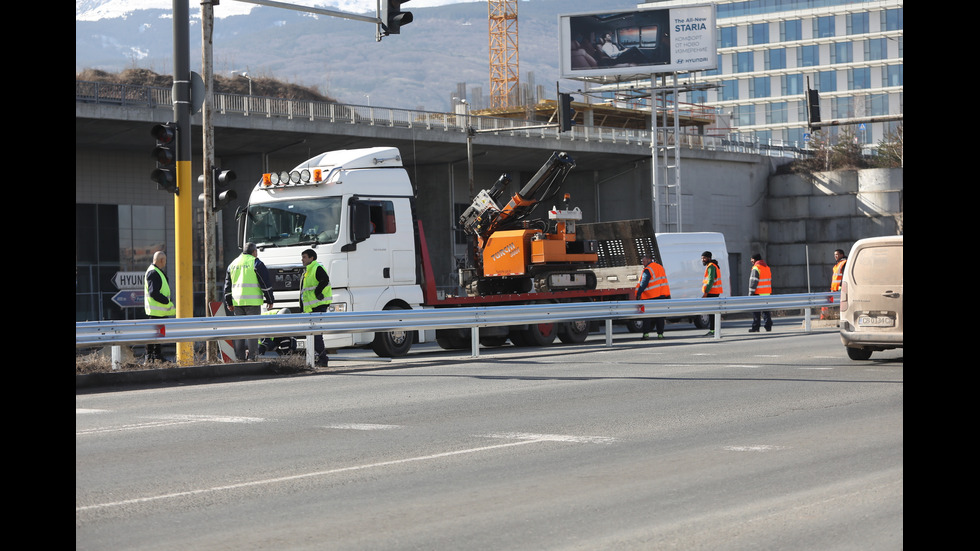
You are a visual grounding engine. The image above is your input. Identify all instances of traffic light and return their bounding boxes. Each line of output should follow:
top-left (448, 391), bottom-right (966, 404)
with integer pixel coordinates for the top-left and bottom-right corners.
top-left (558, 93), bottom-right (576, 132)
top-left (150, 122), bottom-right (178, 194)
top-left (198, 168), bottom-right (238, 212)
top-left (806, 88), bottom-right (821, 124)
top-left (381, 0), bottom-right (413, 35)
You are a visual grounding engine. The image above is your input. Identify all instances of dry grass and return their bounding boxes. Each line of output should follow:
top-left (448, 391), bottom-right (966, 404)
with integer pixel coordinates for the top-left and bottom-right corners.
top-left (75, 347), bottom-right (316, 375)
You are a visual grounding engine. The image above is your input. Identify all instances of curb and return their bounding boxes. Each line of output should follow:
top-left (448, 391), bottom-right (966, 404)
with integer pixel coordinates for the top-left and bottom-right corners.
top-left (76, 361), bottom-right (277, 390)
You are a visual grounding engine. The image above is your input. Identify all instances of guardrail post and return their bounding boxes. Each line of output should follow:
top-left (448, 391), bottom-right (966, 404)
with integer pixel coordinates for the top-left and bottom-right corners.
top-left (714, 313), bottom-right (722, 339)
top-left (306, 335), bottom-right (316, 367)
top-left (470, 327), bottom-right (480, 358)
top-left (804, 308), bottom-right (812, 332)
top-left (605, 319), bottom-right (613, 347)
top-left (111, 346), bottom-right (122, 371)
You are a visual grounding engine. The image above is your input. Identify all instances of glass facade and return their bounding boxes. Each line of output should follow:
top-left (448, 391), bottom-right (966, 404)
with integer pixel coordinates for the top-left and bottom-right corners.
top-left (657, 0), bottom-right (903, 147)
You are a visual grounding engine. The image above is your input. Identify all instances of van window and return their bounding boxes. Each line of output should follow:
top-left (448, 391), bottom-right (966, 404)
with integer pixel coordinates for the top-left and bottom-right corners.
top-left (851, 245), bottom-right (903, 285)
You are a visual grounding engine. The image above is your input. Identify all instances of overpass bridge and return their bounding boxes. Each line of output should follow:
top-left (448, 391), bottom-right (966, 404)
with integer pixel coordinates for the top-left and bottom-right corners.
top-left (76, 81), bottom-right (796, 320)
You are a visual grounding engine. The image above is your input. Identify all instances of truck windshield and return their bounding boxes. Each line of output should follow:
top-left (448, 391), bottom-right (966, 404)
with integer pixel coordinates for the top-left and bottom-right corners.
top-left (244, 197), bottom-right (342, 247)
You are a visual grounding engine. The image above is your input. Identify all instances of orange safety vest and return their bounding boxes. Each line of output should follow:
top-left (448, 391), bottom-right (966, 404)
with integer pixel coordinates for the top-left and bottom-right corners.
top-left (831, 259), bottom-right (846, 291)
top-left (702, 263), bottom-right (723, 295)
top-left (636, 262), bottom-right (670, 300)
top-left (752, 263), bottom-right (772, 295)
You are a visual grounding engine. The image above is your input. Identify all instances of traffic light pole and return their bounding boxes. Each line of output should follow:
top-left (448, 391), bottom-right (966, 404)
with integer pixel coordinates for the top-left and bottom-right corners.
top-left (172, 0), bottom-right (194, 365)
top-left (202, 0), bottom-right (220, 363)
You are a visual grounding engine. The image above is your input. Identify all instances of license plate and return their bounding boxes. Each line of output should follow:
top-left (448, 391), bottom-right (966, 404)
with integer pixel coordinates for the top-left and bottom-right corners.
top-left (858, 315), bottom-right (894, 327)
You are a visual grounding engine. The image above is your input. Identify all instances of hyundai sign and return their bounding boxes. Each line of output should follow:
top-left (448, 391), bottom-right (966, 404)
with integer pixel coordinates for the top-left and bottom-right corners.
top-left (559, 4), bottom-right (716, 79)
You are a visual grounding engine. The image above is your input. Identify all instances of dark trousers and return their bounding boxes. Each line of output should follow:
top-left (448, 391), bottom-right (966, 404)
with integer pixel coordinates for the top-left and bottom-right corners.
top-left (311, 305), bottom-right (329, 362)
top-left (233, 304), bottom-right (261, 360)
top-left (146, 315), bottom-right (167, 361)
top-left (752, 310), bottom-right (772, 331)
top-left (705, 294), bottom-right (720, 330)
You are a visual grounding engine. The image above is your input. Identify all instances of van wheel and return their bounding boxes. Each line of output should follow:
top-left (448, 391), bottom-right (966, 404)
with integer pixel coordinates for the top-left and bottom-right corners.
top-left (846, 347), bottom-right (873, 361)
top-left (371, 305), bottom-right (413, 357)
top-left (692, 314), bottom-right (710, 329)
top-left (558, 320), bottom-right (590, 344)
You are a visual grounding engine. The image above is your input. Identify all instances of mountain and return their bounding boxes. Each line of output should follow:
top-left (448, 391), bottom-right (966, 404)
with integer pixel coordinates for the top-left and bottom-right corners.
top-left (75, 0), bottom-right (616, 111)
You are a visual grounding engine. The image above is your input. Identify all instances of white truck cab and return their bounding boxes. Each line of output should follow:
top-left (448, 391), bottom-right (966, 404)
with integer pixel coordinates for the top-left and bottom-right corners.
top-left (237, 147), bottom-right (423, 356)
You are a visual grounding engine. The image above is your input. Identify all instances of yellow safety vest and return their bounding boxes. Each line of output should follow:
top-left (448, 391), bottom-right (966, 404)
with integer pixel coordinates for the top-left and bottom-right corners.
top-left (144, 265), bottom-right (175, 317)
top-left (229, 253), bottom-right (263, 306)
top-left (302, 260), bottom-right (332, 313)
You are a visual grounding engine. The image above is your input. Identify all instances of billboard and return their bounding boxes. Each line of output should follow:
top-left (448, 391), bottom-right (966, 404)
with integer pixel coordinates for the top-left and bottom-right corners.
top-left (559, 4), bottom-right (716, 79)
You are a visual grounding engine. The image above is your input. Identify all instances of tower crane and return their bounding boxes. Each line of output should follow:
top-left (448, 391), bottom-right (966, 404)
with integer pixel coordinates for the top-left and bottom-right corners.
top-left (488, 1), bottom-right (519, 109)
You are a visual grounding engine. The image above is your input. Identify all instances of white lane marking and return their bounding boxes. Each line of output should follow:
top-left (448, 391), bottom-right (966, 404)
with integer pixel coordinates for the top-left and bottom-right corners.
top-left (483, 432), bottom-right (616, 444)
top-left (324, 423), bottom-right (401, 431)
top-left (76, 431), bottom-right (613, 513)
top-left (76, 409), bottom-right (110, 414)
top-left (76, 414), bottom-right (265, 436)
top-left (77, 438), bottom-right (547, 512)
top-left (723, 445), bottom-right (787, 452)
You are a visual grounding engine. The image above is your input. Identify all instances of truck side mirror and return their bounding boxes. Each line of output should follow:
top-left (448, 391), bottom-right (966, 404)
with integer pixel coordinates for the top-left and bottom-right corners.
top-left (235, 205), bottom-right (247, 249)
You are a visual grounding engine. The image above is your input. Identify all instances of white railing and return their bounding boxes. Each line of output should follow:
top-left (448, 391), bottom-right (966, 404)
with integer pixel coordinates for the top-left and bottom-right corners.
top-left (77, 293), bottom-right (839, 364)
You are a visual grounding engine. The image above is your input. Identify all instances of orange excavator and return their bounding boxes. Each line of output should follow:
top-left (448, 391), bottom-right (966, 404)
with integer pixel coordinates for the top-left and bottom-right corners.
top-left (458, 151), bottom-right (598, 295)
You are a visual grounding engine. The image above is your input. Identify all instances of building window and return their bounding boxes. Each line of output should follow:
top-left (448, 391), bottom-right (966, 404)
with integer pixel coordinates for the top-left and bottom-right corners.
top-left (768, 101), bottom-right (788, 124)
top-left (798, 45), bottom-right (819, 67)
top-left (783, 74), bottom-right (804, 96)
top-left (870, 93), bottom-right (888, 116)
top-left (765, 48), bottom-right (786, 70)
top-left (781, 19), bottom-right (803, 42)
top-left (865, 38), bottom-right (887, 61)
top-left (815, 16), bottom-right (835, 38)
top-left (749, 22), bottom-right (769, 45)
top-left (849, 67), bottom-right (871, 90)
top-left (719, 26), bottom-right (737, 48)
top-left (690, 90), bottom-right (707, 103)
top-left (847, 12), bottom-right (870, 35)
top-left (751, 76), bottom-right (771, 98)
top-left (884, 64), bottom-right (903, 87)
top-left (736, 51), bottom-right (754, 73)
top-left (883, 8), bottom-right (903, 31)
top-left (818, 71), bottom-right (837, 93)
top-left (832, 42), bottom-right (853, 64)
top-left (833, 97), bottom-right (853, 119)
top-left (735, 104), bottom-right (755, 127)
top-left (721, 79), bottom-right (738, 101)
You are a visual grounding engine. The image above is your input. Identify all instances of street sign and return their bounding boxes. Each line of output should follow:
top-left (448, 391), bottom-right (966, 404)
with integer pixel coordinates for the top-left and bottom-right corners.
top-left (111, 289), bottom-right (144, 308)
top-left (113, 271), bottom-right (145, 289)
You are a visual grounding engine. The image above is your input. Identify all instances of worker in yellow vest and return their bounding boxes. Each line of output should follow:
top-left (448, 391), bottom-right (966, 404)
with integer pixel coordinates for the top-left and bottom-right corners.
top-left (635, 255), bottom-right (671, 340)
top-left (224, 242), bottom-right (274, 361)
top-left (701, 251), bottom-right (723, 336)
top-left (300, 248), bottom-right (332, 367)
top-left (143, 250), bottom-right (175, 362)
top-left (748, 253), bottom-right (773, 333)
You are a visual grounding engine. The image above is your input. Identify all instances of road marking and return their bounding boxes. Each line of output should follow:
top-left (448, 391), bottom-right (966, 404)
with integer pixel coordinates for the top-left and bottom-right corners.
top-left (76, 414), bottom-right (265, 436)
top-left (76, 432), bottom-right (610, 513)
top-left (324, 423), bottom-right (401, 431)
top-left (76, 409), bottom-right (110, 414)
top-left (723, 445), bottom-right (787, 452)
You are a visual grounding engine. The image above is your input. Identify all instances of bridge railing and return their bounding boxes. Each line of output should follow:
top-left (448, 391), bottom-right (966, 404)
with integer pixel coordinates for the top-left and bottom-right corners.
top-left (76, 80), bottom-right (810, 158)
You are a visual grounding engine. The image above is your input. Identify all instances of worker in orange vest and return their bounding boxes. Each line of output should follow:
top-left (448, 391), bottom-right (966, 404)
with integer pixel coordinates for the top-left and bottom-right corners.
top-left (831, 249), bottom-right (847, 291)
top-left (701, 251), bottom-right (723, 336)
top-left (635, 255), bottom-right (671, 340)
top-left (748, 253), bottom-right (773, 332)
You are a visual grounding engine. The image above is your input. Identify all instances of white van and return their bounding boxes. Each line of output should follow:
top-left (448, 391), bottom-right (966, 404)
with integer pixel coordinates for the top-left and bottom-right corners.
top-left (839, 235), bottom-right (903, 360)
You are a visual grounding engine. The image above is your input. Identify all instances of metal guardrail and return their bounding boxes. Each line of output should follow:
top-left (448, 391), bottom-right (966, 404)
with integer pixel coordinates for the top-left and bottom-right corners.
top-left (77, 293), bottom-right (839, 361)
top-left (75, 80), bottom-right (810, 159)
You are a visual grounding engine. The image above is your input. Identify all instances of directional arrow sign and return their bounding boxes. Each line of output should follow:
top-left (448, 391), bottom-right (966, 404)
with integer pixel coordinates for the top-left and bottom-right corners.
top-left (111, 290), bottom-right (144, 309)
top-left (113, 271), bottom-right (145, 290)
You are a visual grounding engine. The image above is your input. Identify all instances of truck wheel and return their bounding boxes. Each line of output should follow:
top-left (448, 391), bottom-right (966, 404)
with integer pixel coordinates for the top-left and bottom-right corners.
top-left (480, 336), bottom-right (509, 347)
top-left (692, 314), bottom-right (710, 329)
top-left (626, 319), bottom-right (648, 333)
top-left (371, 305), bottom-right (413, 357)
top-left (846, 347), bottom-right (873, 361)
top-left (436, 329), bottom-right (470, 350)
top-left (516, 322), bottom-right (557, 347)
top-left (558, 320), bottom-right (590, 344)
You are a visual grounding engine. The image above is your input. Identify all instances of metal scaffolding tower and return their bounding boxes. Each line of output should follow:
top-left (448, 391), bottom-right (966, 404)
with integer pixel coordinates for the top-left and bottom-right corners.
top-left (488, 0), bottom-right (519, 109)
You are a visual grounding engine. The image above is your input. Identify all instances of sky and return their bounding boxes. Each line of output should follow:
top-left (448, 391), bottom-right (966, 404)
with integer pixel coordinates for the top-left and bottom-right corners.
top-left (76, 1), bottom-right (477, 21)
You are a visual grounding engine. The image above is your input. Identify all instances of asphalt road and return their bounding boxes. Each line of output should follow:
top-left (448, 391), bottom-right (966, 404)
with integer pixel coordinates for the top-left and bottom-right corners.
top-left (76, 322), bottom-right (903, 550)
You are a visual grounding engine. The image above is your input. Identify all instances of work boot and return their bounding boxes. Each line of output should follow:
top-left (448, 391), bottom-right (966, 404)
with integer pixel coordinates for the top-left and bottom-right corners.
top-left (641, 333), bottom-right (650, 340)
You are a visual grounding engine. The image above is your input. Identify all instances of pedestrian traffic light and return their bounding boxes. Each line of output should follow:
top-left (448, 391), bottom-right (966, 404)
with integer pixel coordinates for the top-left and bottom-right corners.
top-left (198, 168), bottom-right (238, 212)
top-left (381, 0), bottom-right (413, 35)
top-left (558, 93), bottom-right (576, 132)
top-left (806, 88), bottom-right (821, 124)
top-left (150, 122), bottom-right (179, 194)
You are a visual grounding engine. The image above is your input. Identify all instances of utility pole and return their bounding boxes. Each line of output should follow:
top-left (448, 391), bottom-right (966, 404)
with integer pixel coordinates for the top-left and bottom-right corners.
top-left (202, 0), bottom-right (220, 363)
